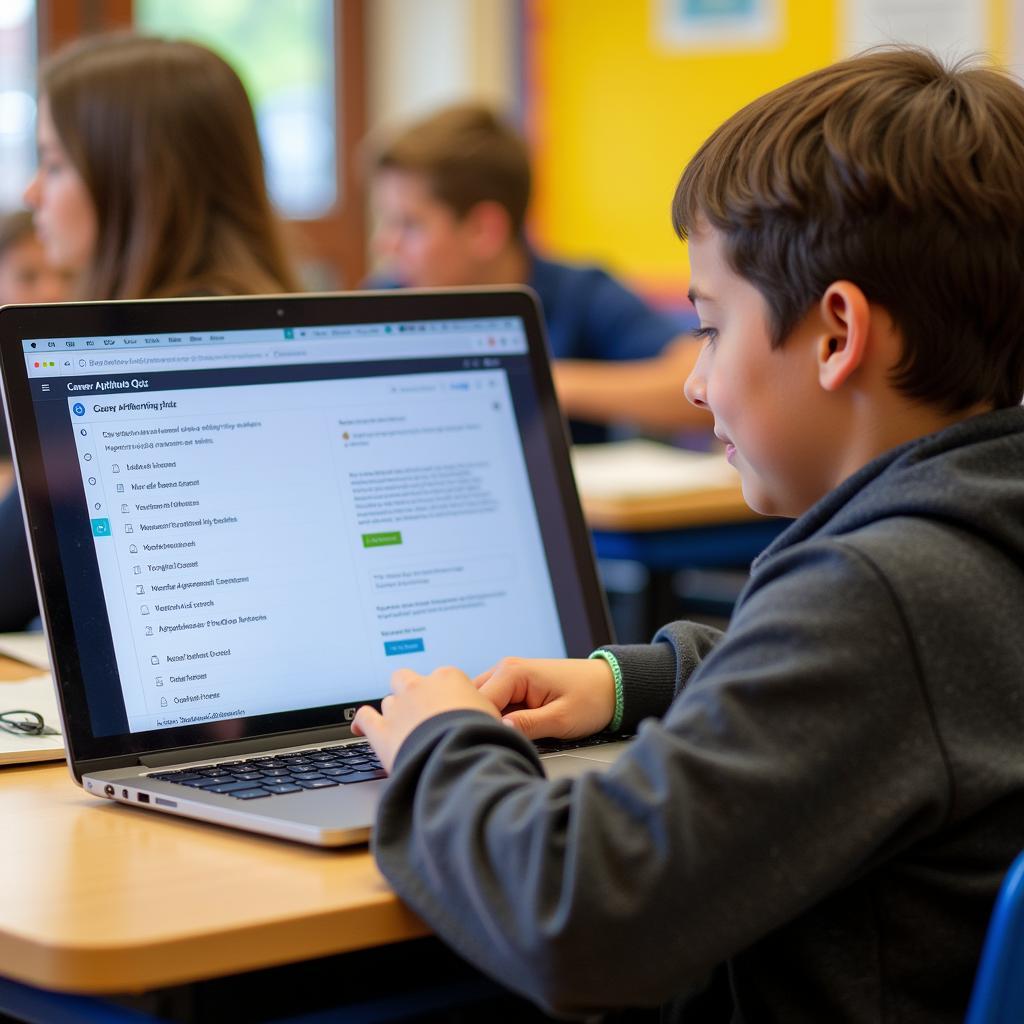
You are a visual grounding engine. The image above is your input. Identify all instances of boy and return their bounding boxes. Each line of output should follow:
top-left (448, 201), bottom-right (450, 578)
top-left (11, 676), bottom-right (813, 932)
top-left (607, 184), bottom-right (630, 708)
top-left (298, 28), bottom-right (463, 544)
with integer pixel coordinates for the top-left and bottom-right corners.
top-left (353, 49), bottom-right (1024, 1021)
top-left (370, 103), bottom-right (708, 439)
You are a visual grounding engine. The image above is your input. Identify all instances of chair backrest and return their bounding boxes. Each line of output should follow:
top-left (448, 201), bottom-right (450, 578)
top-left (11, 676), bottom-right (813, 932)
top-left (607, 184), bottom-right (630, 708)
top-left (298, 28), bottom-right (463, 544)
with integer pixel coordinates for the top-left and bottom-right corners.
top-left (965, 850), bottom-right (1024, 1024)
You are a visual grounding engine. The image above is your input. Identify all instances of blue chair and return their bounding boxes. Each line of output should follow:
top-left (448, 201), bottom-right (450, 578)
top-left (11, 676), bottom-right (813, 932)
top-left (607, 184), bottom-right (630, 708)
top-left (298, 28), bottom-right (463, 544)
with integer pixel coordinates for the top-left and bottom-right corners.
top-left (965, 850), bottom-right (1024, 1023)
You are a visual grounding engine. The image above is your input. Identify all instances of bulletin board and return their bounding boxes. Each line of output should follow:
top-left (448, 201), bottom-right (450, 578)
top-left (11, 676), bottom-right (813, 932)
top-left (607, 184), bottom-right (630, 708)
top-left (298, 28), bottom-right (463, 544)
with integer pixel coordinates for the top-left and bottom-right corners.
top-left (524, 0), bottom-right (1010, 301)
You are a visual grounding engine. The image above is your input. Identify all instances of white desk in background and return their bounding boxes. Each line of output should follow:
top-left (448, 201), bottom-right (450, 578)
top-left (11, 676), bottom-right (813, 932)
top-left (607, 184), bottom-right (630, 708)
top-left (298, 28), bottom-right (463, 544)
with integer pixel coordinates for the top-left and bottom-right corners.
top-left (572, 440), bottom-right (787, 635)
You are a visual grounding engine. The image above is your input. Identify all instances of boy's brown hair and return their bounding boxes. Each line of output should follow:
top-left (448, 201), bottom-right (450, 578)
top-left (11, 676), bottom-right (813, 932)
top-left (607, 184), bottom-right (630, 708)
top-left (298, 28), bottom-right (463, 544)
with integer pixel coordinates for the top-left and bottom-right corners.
top-left (674, 47), bottom-right (1024, 411)
top-left (375, 104), bottom-right (531, 236)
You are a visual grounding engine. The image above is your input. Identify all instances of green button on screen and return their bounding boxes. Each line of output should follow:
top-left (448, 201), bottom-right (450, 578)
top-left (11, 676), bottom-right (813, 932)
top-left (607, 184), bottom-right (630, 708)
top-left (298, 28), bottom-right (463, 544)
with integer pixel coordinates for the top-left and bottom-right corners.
top-left (362, 531), bottom-right (402, 548)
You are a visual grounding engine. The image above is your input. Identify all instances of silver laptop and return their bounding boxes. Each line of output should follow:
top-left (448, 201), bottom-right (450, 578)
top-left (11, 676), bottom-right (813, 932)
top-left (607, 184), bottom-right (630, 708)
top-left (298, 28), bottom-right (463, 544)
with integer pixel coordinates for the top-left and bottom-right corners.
top-left (0, 288), bottom-right (624, 846)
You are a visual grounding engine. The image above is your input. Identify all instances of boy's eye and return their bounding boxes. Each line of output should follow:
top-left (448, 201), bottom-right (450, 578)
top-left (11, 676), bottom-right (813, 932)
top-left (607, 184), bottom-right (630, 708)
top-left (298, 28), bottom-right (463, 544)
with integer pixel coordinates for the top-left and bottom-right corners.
top-left (691, 326), bottom-right (718, 343)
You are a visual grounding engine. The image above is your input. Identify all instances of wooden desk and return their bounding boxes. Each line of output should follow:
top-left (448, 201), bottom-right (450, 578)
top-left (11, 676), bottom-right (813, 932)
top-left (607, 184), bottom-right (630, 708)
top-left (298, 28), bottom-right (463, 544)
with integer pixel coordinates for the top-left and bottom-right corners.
top-left (0, 663), bottom-right (427, 998)
top-left (581, 480), bottom-right (755, 532)
top-left (0, 653), bottom-right (38, 682)
top-left (572, 440), bottom-right (759, 532)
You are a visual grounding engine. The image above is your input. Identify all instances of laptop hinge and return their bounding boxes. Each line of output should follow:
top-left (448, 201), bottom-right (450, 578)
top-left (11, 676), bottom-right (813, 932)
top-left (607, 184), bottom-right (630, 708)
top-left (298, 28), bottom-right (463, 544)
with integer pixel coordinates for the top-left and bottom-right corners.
top-left (137, 725), bottom-right (354, 769)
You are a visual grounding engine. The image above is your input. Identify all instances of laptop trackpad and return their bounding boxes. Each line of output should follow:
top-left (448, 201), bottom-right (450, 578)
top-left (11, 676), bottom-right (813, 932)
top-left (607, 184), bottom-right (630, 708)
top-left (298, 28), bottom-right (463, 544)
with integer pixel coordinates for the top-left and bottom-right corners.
top-left (541, 741), bottom-right (632, 780)
top-left (542, 754), bottom-right (613, 779)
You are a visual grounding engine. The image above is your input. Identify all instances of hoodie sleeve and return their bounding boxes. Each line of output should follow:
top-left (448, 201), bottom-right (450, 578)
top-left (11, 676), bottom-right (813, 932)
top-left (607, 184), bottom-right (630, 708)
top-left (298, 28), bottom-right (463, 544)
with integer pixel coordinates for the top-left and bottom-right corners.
top-left (601, 619), bottom-right (726, 731)
top-left (372, 538), bottom-right (951, 1017)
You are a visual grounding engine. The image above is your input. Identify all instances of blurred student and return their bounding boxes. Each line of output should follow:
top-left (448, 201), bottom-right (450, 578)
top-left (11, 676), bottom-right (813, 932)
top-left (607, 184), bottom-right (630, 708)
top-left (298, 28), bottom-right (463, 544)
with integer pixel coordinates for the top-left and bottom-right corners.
top-left (354, 50), bottom-right (1024, 1021)
top-left (0, 209), bottom-right (71, 307)
top-left (370, 103), bottom-right (709, 440)
top-left (0, 210), bottom-right (72, 460)
top-left (0, 32), bottom-right (299, 632)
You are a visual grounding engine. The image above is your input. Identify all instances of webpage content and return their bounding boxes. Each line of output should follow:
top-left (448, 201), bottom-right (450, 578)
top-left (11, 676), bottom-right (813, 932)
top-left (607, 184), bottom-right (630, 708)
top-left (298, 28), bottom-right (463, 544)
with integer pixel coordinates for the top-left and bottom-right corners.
top-left (66, 367), bottom-right (565, 734)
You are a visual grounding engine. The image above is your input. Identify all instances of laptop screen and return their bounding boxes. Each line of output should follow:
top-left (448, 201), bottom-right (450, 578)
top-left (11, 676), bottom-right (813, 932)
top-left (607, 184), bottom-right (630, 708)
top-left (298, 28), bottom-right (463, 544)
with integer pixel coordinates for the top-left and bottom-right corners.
top-left (1, 290), bottom-right (609, 766)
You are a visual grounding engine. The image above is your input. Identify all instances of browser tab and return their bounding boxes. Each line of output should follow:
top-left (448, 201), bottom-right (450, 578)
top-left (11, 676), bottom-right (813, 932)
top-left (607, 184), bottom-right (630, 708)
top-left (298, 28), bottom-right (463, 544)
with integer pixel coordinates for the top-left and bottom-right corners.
top-left (20, 315), bottom-right (528, 378)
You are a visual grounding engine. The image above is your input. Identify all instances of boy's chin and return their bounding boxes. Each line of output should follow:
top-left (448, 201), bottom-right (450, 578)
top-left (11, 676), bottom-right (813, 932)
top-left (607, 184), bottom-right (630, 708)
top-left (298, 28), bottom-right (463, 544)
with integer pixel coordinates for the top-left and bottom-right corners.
top-left (738, 477), bottom-right (794, 520)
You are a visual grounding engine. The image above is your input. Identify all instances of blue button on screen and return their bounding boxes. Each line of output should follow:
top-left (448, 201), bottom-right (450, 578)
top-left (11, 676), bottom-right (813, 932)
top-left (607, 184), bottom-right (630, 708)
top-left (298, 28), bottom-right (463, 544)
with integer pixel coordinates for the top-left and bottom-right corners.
top-left (384, 638), bottom-right (425, 657)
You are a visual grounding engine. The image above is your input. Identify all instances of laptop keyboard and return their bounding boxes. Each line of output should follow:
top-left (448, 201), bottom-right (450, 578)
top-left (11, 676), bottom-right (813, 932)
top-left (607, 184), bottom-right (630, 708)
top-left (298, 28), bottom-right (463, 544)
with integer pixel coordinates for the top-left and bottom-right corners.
top-left (533, 733), bottom-right (631, 754)
top-left (146, 742), bottom-right (386, 800)
top-left (146, 734), bottom-right (630, 801)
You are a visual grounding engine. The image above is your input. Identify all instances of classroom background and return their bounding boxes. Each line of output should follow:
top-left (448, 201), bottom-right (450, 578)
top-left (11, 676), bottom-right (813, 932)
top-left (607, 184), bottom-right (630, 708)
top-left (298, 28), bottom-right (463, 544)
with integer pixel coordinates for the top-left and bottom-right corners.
top-left (0, 9), bottom-right (1023, 1021)
top-left (1, 0), bottom-right (1020, 303)
top-left (0, 0), bottom-right (1021, 639)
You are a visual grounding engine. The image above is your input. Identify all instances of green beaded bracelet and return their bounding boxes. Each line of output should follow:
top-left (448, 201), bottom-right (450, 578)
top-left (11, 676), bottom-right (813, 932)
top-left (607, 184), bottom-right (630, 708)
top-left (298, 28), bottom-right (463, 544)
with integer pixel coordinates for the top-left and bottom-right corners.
top-left (588, 649), bottom-right (624, 732)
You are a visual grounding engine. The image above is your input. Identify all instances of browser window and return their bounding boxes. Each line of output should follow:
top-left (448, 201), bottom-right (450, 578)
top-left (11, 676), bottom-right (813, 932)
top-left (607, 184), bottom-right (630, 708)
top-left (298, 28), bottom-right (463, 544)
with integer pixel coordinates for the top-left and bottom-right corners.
top-left (24, 318), bottom-right (566, 735)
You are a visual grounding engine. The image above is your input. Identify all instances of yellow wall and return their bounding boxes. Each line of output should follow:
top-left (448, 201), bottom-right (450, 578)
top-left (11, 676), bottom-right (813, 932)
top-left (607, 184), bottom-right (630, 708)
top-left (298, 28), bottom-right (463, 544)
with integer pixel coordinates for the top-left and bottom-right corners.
top-left (526, 0), bottom-right (1010, 297)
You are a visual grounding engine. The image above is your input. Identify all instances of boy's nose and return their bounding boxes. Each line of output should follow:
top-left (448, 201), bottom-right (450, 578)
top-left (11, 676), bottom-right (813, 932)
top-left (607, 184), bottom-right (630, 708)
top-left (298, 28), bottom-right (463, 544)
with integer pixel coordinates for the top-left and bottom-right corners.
top-left (683, 366), bottom-right (707, 408)
top-left (683, 339), bottom-right (711, 407)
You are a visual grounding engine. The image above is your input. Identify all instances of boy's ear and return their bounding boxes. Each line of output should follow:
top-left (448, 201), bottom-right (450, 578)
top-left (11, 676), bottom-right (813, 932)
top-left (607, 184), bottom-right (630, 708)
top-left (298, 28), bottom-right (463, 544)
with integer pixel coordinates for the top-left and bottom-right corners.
top-left (816, 281), bottom-right (871, 392)
top-left (463, 200), bottom-right (514, 261)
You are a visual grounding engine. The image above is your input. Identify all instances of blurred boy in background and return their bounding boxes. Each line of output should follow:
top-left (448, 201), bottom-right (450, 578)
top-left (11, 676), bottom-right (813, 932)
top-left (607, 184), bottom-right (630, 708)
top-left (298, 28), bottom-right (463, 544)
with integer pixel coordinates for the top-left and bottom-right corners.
top-left (370, 104), bottom-right (710, 441)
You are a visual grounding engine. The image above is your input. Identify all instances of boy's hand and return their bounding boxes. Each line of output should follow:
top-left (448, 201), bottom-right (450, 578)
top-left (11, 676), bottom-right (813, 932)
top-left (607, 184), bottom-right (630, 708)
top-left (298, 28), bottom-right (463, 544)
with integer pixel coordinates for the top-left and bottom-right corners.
top-left (473, 657), bottom-right (616, 741)
top-left (352, 666), bottom-right (501, 773)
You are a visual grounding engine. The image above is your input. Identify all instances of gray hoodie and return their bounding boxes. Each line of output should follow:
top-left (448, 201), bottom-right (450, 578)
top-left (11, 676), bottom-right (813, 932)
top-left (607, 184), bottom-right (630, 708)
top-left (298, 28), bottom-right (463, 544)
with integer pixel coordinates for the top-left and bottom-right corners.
top-left (374, 405), bottom-right (1024, 1022)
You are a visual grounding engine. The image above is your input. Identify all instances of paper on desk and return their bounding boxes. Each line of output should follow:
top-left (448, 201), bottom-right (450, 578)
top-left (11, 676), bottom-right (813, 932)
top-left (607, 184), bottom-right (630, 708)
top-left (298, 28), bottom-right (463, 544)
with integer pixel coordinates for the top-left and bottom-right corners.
top-left (571, 439), bottom-right (738, 499)
top-left (0, 671), bottom-right (64, 765)
top-left (0, 631), bottom-right (50, 670)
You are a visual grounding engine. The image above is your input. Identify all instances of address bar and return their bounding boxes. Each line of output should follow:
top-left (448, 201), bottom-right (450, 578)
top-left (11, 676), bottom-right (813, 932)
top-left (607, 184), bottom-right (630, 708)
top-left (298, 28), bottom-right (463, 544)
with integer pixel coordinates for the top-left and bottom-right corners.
top-left (74, 349), bottom-right (282, 371)
top-left (37, 333), bottom-right (506, 378)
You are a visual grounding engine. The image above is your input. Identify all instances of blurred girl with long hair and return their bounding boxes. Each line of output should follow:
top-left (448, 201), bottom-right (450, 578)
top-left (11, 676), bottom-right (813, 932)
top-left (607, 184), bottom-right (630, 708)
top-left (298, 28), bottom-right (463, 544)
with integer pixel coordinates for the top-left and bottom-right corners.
top-left (0, 33), bottom-right (300, 630)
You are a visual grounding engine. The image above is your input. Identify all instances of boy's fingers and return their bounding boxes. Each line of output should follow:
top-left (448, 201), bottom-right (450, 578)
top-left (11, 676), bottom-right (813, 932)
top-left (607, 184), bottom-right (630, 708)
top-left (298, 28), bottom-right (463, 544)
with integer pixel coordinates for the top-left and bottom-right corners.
top-left (502, 707), bottom-right (548, 740)
top-left (471, 666), bottom-right (495, 688)
top-left (391, 668), bottom-right (419, 692)
top-left (477, 670), bottom-right (525, 713)
top-left (352, 704), bottom-right (381, 739)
